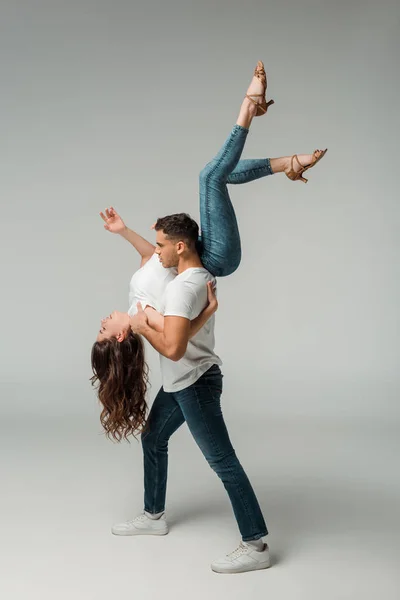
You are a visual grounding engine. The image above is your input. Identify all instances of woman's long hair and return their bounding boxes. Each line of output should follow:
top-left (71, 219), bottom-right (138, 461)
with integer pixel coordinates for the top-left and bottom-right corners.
top-left (90, 330), bottom-right (149, 442)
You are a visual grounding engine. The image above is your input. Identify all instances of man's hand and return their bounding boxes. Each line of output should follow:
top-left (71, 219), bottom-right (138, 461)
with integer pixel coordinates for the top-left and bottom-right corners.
top-left (129, 302), bottom-right (149, 333)
top-left (100, 206), bottom-right (126, 234)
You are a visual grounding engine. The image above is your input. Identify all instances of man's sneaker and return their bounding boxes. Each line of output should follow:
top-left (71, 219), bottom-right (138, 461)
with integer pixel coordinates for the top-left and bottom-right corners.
top-left (211, 541), bottom-right (271, 574)
top-left (111, 513), bottom-right (169, 536)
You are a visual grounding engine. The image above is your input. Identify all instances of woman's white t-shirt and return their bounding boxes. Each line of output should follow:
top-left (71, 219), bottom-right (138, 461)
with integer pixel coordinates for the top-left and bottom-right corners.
top-left (128, 253), bottom-right (177, 316)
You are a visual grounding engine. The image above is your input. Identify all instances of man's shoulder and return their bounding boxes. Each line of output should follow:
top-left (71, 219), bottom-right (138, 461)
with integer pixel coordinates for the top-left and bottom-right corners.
top-left (180, 267), bottom-right (215, 284)
top-left (165, 267), bottom-right (212, 298)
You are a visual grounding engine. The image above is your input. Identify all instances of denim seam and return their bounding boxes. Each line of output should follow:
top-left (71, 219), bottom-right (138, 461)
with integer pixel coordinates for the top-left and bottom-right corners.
top-left (228, 163), bottom-right (273, 182)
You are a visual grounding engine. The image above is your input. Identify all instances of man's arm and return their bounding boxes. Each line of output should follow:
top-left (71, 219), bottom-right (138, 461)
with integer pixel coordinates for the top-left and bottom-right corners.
top-left (131, 306), bottom-right (190, 361)
top-left (131, 278), bottom-right (203, 360)
top-left (143, 282), bottom-right (218, 338)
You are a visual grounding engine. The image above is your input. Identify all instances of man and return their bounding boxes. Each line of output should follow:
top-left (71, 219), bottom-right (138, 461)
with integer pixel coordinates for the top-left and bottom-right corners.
top-left (113, 213), bottom-right (270, 574)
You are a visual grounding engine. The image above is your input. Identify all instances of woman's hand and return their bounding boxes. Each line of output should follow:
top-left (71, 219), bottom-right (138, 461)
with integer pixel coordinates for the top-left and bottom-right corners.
top-left (206, 281), bottom-right (218, 313)
top-left (100, 206), bottom-right (126, 234)
top-left (187, 281), bottom-right (218, 339)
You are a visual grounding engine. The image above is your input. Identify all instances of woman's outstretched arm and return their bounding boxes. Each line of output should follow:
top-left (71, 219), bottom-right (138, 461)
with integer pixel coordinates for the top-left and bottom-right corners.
top-left (100, 206), bottom-right (155, 265)
top-left (143, 281), bottom-right (218, 338)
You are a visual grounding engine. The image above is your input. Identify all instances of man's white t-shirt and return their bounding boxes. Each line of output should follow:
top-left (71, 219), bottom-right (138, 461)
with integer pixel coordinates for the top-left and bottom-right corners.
top-left (128, 253), bottom-right (177, 316)
top-left (160, 267), bottom-right (222, 393)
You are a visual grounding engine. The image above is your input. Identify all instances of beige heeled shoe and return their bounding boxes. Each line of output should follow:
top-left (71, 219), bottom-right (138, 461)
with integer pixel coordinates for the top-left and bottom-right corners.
top-left (245, 60), bottom-right (274, 116)
top-left (286, 148), bottom-right (328, 183)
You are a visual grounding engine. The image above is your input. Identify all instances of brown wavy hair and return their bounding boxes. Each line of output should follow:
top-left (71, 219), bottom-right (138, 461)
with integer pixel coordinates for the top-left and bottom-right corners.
top-left (90, 330), bottom-right (149, 442)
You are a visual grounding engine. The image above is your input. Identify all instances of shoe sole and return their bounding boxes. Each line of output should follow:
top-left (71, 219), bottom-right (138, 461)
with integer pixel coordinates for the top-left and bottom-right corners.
top-left (111, 528), bottom-right (169, 536)
top-left (211, 559), bottom-right (271, 574)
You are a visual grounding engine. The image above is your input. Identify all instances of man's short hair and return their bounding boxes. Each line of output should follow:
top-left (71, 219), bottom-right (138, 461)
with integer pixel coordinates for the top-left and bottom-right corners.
top-left (154, 213), bottom-right (199, 249)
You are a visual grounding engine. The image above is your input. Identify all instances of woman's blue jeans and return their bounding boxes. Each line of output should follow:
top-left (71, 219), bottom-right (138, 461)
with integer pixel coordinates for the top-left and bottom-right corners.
top-left (198, 123), bottom-right (273, 277)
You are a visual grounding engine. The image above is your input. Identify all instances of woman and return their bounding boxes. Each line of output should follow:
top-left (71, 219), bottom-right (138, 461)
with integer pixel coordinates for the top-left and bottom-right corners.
top-left (91, 60), bottom-right (327, 442)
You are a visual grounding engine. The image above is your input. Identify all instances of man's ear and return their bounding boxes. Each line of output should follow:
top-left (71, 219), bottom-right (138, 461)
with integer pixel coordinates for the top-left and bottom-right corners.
top-left (176, 240), bottom-right (185, 255)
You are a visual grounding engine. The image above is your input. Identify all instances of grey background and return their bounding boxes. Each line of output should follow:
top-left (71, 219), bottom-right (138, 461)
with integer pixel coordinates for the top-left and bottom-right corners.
top-left (1, 1), bottom-right (399, 599)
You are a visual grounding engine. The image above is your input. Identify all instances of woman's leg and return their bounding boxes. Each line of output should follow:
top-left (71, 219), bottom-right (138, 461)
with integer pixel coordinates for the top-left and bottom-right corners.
top-left (227, 158), bottom-right (274, 184)
top-left (197, 145), bottom-right (322, 274)
top-left (226, 153), bottom-right (321, 185)
top-left (198, 65), bottom-right (271, 277)
top-left (198, 125), bottom-right (248, 277)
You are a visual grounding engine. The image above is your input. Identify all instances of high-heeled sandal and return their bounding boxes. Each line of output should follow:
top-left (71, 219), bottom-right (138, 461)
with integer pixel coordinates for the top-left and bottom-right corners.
top-left (285, 148), bottom-right (328, 183)
top-left (246, 60), bottom-right (274, 117)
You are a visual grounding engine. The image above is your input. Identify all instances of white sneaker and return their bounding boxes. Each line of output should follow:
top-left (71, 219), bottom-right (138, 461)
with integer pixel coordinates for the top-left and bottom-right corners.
top-left (211, 541), bottom-right (271, 574)
top-left (111, 513), bottom-right (169, 536)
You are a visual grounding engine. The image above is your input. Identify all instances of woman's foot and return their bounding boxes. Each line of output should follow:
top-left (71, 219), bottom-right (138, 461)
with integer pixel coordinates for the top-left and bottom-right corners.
top-left (269, 150), bottom-right (327, 181)
top-left (285, 153), bottom-right (319, 174)
top-left (245, 60), bottom-right (274, 117)
top-left (237, 61), bottom-right (274, 128)
top-left (283, 149), bottom-right (327, 183)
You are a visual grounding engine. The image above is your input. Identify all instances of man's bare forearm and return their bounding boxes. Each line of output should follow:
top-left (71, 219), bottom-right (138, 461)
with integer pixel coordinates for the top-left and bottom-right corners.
top-left (136, 323), bottom-right (180, 361)
top-left (119, 227), bottom-right (155, 258)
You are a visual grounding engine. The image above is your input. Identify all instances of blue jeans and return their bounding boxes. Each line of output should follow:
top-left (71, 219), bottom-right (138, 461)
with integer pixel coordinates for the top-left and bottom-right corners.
top-left (198, 124), bottom-right (273, 277)
top-left (142, 365), bottom-right (268, 541)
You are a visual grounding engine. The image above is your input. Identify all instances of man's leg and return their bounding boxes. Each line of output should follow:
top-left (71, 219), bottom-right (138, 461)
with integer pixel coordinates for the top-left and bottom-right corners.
top-left (142, 387), bottom-right (186, 515)
top-left (174, 365), bottom-right (271, 572)
top-left (174, 365), bottom-right (268, 541)
top-left (111, 387), bottom-right (185, 536)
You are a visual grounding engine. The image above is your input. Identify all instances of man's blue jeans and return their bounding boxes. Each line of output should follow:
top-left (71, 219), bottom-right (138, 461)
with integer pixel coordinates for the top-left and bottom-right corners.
top-left (142, 365), bottom-right (268, 541)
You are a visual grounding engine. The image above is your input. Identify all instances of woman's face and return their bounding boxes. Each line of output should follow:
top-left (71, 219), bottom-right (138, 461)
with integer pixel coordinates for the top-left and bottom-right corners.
top-left (97, 310), bottom-right (130, 342)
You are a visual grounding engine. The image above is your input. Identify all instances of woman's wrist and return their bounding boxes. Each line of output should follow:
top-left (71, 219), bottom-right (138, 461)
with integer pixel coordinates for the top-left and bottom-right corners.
top-left (118, 225), bottom-right (129, 237)
top-left (205, 303), bottom-right (218, 315)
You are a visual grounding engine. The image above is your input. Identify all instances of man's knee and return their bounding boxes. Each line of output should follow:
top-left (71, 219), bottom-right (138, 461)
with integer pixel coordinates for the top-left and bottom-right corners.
top-left (207, 448), bottom-right (237, 471)
top-left (142, 430), bottom-right (169, 452)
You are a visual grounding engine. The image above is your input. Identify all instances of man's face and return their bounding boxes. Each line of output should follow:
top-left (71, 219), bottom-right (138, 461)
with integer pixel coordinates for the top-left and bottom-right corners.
top-left (155, 230), bottom-right (181, 268)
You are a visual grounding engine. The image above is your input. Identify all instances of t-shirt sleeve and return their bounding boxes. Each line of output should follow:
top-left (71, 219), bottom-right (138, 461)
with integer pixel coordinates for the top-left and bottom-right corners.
top-left (163, 280), bottom-right (198, 320)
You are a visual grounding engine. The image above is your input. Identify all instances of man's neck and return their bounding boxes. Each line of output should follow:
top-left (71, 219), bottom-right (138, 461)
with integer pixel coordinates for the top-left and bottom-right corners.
top-left (177, 252), bottom-right (204, 275)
